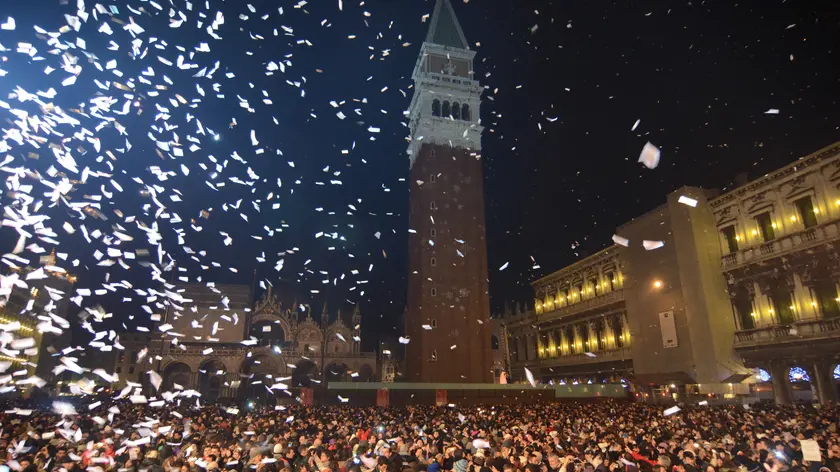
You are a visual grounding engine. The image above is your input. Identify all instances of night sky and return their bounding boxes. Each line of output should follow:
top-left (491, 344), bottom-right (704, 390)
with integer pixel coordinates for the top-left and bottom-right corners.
top-left (1, 0), bottom-right (839, 351)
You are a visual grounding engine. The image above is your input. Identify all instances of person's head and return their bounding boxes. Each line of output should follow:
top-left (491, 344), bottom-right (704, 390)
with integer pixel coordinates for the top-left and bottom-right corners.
top-left (548, 453), bottom-right (561, 470)
top-left (583, 464), bottom-right (595, 472)
top-left (657, 455), bottom-right (671, 468)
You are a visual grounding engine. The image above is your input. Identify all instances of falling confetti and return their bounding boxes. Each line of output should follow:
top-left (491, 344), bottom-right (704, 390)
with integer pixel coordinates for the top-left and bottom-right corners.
top-left (678, 195), bottom-right (698, 207)
top-left (638, 142), bottom-right (661, 169)
top-left (643, 240), bottom-right (665, 250)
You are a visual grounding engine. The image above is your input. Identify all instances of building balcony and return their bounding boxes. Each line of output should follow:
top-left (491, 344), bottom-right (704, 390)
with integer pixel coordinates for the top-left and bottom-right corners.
top-left (538, 290), bottom-right (625, 320)
top-left (721, 220), bottom-right (840, 270)
top-left (511, 346), bottom-right (632, 368)
top-left (734, 317), bottom-right (840, 349)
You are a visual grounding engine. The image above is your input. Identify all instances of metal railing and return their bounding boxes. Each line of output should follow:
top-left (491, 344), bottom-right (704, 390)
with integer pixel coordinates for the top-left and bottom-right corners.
top-left (538, 290), bottom-right (625, 319)
top-left (721, 221), bottom-right (840, 270)
top-left (734, 317), bottom-right (840, 347)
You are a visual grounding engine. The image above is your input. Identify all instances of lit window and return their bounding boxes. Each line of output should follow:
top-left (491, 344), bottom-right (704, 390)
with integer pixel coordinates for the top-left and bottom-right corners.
top-left (721, 225), bottom-right (738, 254)
top-left (755, 212), bottom-right (775, 242)
top-left (793, 196), bottom-right (818, 229)
top-left (757, 369), bottom-right (770, 382)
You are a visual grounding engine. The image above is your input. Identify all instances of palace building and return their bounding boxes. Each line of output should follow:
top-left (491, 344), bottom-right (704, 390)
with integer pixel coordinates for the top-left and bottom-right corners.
top-left (503, 140), bottom-right (840, 404)
top-left (404, 0), bottom-right (493, 383)
top-left (109, 284), bottom-right (378, 402)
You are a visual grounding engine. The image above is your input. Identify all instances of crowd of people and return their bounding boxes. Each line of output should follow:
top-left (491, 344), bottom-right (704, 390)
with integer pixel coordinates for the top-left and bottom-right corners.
top-left (1, 400), bottom-right (838, 472)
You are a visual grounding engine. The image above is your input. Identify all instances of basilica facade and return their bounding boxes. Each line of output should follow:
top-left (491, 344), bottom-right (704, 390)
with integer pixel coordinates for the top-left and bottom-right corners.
top-left (113, 284), bottom-right (378, 402)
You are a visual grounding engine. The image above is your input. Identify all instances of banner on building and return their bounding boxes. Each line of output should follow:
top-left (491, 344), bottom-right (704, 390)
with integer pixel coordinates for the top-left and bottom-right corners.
top-left (658, 311), bottom-right (678, 348)
top-left (435, 389), bottom-right (448, 406)
top-left (300, 388), bottom-right (314, 406)
top-left (376, 388), bottom-right (389, 407)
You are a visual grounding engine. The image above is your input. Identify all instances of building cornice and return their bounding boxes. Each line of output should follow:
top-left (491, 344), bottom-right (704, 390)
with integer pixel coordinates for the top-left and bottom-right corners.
top-left (531, 246), bottom-right (621, 290)
top-left (709, 141), bottom-right (840, 209)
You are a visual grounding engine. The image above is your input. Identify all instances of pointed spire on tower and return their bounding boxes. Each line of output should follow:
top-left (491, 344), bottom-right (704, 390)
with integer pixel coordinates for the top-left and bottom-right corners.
top-left (426, 0), bottom-right (470, 50)
top-left (351, 304), bottom-right (361, 326)
top-left (320, 299), bottom-right (329, 327)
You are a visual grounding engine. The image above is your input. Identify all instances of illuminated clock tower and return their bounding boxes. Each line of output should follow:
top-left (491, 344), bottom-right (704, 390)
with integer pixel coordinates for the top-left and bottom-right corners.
top-left (404, 0), bottom-right (492, 383)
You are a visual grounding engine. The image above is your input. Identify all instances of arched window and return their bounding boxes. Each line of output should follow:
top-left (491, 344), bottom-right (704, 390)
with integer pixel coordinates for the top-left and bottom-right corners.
top-left (442, 101), bottom-right (451, 118)
top-left (430, 257), bottom-right (437, 267)
top-left (491, 335), bottom-right (499, 350)
top-left (432, 99), bottom-right (441, 117)
top-left (789, 366), bottom-right (810, 383)
top-left (430, 201), bottom-right (437, 210)
top-left (452, 102), bottom-right (461, 119)
top-left (462, 104), bottom-right (470, 121)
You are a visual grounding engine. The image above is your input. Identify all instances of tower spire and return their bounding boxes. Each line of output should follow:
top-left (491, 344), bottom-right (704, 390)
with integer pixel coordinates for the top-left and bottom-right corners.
top-left (320, 298), bottom-right (329, 327)
top-left (426, 0), bottom-right (469, 50)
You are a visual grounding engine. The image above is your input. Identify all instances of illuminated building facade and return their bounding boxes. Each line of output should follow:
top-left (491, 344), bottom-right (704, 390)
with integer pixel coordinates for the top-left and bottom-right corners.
top-left (109, 284), bottom-right (378, 402)
top-left (505, 141), bottom-right (840, 404)
top-left (1, 250), bottom-right (75, 382)
top-left (713, 140), bottom-right (840, 405)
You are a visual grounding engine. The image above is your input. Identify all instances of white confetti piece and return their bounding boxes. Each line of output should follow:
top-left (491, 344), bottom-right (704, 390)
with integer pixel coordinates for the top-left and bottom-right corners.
top-left (638, 142), bottom-right (660, 169)
top-left (473, 439), bottom-right (491, 449)
top-left (765, 108), bottom-right (780, 115)
top-left (631, 119), bottom-right (640, 131)
top-left (398, 336), bottom-right (410, 344)
top-left (1, 17), bottom-right (15, 31)
top-left (612, 234), bottom-right (629, 247)
top-left (148, 371), bottom-right (162, 391)
top-left (643, 240), bottom-right (664, 251)
top-left (499, 262), bottom-right (509, 271)
top-left (663, 406), bottom-right (681, 416)
top-left (678, 195), bottom-right (698, 207)
top-left (584, 352), bottom-right (596, 358)
top-left (524, 367), bottom-right (537, 388)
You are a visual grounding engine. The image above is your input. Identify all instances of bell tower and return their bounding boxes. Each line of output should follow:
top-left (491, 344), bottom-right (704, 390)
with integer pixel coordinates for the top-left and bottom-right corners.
top-left (404, 0), bottom-right (492, 383)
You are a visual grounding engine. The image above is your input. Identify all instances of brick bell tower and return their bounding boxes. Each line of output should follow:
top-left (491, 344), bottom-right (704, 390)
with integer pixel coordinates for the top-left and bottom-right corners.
top-left (404, 0), bottom-right (492, 383)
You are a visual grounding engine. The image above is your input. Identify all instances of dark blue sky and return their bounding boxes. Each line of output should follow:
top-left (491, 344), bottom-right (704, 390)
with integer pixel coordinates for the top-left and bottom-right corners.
top-left (1, 0), bottom-right (838, 348)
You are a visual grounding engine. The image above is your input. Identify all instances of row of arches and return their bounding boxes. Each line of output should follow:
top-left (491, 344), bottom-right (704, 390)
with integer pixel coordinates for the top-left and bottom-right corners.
top-left (432, 99), bottom-right (471, 121)
top-left (756, 365), bottom-right (840, 383)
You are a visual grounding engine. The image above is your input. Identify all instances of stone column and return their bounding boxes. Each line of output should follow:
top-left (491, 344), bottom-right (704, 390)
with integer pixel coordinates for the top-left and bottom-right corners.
top-left (769, 362), bottom-right (793, 405)
top-left (811, 358), bottom-right (838, 405)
